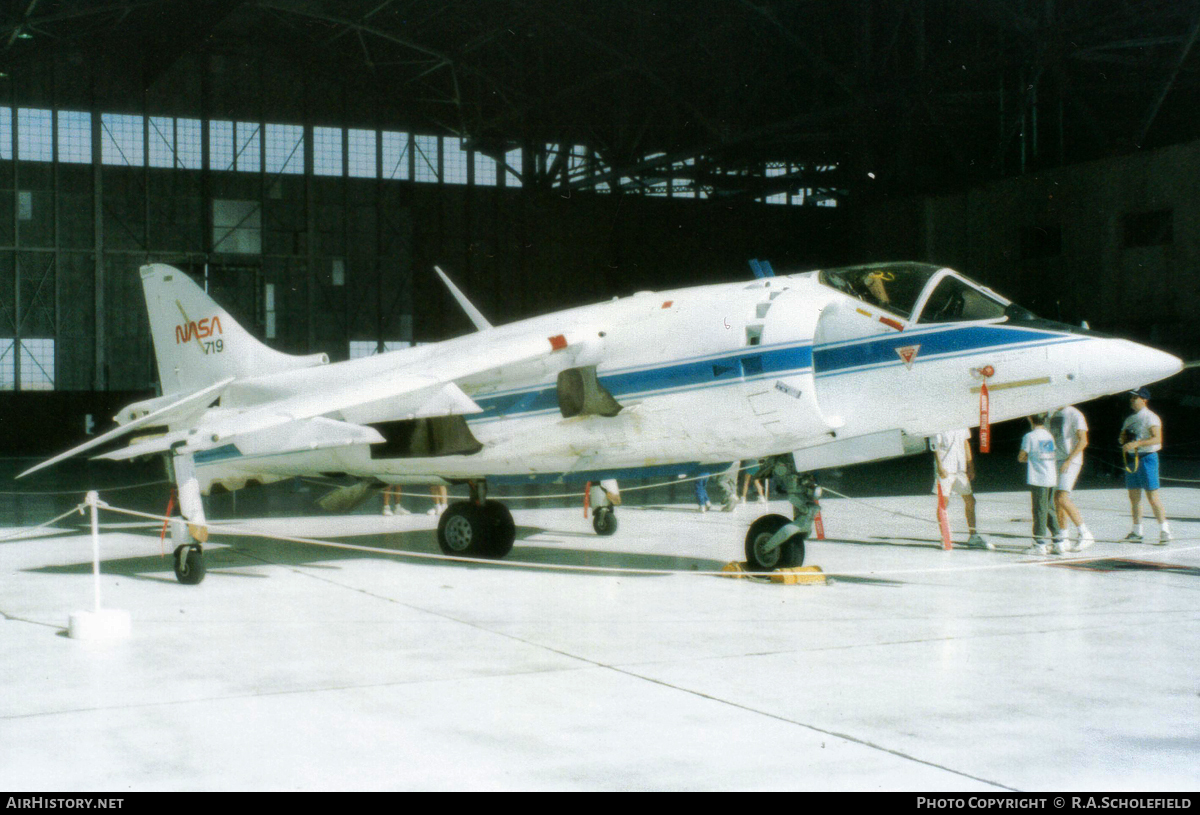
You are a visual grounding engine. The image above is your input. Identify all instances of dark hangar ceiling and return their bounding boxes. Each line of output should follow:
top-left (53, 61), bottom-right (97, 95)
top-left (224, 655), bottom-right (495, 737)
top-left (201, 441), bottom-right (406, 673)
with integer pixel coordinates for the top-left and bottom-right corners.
top-left (1, 0), bottom-right (1198, 203)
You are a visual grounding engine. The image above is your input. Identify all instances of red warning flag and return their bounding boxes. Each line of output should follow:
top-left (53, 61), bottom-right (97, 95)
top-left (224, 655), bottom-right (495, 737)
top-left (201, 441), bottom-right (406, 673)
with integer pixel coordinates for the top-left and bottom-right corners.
top-left (979, 381), bottom-right (991, 453)
top-left (937, 482), bottom-right (953, 550)
top-left (583, 481), bottom-right (591, 518)
top-left (813, 506), bottom-right (825, 540)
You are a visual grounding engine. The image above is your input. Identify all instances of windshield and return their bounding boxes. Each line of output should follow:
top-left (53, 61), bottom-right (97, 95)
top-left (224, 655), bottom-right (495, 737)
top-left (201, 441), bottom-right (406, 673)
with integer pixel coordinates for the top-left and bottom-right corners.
top-left (818, 262), bottom-right (940, 320)
top-left (916, 274), bottom-right (1008, 323)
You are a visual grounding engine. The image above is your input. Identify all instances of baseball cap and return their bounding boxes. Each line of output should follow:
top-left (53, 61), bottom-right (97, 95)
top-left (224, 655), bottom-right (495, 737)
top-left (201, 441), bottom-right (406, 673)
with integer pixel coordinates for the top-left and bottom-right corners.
top-left (1128, 387), bottom-right (1151, 399)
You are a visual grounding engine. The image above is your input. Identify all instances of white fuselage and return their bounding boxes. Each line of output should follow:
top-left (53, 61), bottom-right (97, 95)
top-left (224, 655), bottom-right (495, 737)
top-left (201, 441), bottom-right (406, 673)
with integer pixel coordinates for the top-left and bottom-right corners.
top-left (191, 271), bottom-right (1181, 492)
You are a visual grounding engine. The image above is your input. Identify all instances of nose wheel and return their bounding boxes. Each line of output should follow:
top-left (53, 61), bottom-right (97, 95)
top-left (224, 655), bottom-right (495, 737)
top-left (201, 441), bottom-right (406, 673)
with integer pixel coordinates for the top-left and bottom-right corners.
top-left (744, 515), bottom-right (805, 571)
top-left (742, 454), bottom-right (819, 571)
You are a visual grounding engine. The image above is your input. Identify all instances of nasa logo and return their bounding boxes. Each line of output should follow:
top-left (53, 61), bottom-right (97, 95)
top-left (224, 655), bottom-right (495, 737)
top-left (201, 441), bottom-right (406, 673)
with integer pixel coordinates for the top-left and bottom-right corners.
top-left (175, 316), bottom-right (223, 344)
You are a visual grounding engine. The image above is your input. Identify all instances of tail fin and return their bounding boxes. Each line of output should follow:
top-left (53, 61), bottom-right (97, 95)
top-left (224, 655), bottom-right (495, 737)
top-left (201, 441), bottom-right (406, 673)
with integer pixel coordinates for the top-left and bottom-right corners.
top-left (141, 264), bottom-right (327, 394)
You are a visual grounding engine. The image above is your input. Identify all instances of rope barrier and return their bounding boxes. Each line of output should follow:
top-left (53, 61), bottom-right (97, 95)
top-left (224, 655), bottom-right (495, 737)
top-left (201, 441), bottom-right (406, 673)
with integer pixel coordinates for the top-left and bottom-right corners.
top-left (0, 503), bottom-right (88, 542)
top-left (40, 495), bottom-right (1200, 581)
top-left (0, 479), bottom-right (171, 496)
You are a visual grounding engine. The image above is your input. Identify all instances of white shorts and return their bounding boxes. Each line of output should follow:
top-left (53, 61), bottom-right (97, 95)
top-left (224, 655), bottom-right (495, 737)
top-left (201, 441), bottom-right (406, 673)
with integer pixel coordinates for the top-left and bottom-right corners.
top-left (1056, 459), bottom-right (1081, 492)
top-left (933, 472), bottom-right (972, 497)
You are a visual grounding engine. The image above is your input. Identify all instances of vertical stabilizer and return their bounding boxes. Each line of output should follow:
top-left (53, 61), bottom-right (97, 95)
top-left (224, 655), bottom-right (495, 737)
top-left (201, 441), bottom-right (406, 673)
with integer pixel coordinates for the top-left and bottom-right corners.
top-left (140, 264), bottom-right (327, 394)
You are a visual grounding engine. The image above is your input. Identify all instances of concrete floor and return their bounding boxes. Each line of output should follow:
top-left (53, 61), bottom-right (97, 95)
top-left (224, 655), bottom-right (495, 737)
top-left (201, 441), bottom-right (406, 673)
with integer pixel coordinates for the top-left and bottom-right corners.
top-left (2, 483), bottom-right (1199, 791)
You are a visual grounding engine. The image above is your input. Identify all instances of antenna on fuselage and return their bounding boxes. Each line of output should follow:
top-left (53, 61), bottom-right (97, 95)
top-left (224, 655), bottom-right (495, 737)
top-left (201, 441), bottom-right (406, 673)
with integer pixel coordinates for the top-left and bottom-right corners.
top-left (433, 265), bottom-right (493, 332)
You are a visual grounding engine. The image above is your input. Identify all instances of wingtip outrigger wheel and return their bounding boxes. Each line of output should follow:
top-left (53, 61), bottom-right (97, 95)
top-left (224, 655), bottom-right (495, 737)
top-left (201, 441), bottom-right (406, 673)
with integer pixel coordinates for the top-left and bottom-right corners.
top-left (592, 506), bottom-right (618, 535)
top-left (173, 544), bottom-right (206, 585)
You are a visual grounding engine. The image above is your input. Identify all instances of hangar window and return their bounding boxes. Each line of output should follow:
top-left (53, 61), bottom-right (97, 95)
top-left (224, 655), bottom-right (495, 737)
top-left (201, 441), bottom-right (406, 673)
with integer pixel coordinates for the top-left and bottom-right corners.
top-left (101, 113), bottom-right (144, 166)
top-left (57, 111), bottom-right (91, 164)
top-left (443, 138), bottom-right (468, 184)
top-left (0, 108), bottom-right (9, 159)
top-left (382, 131), bottom-right (410, 180)
top-left (764, 162), bottom-right (788, 205)
top-left (569, 144), bottom-right (589, 176)
top-left (176, 119), bottom-right (203, 169)
top-left (414, 135), bottom-right (439, 182)
top-left (347, 129), bottom-right (376, 178)
top-left (313, 126), bottom-right (343, 176)
top-left (212, 199), bottom-right (261, 254)
top-left (235, 122), bottom-right (261, 173)
top-left (503, 147), bottom-right (522, 187)
top-left (209, 120), bottom-right (234, 171)
top-left (474, 151), bottom-right (497, 186)
top-left (0, 338), bottom-right (55, 390)
top-left (17, 108), bottom-right (52, 162)
top-left (265, 124), bottom-right (304, 175)
top-left (148, 117), bottom-right (175, 168)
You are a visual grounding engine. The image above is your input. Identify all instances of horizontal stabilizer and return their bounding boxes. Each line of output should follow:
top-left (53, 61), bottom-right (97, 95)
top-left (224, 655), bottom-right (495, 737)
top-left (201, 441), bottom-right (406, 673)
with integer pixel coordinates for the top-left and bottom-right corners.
top-left (98, 416), bottom-right (386, 462)
top-left (17, 377), bottom-right (234, 478)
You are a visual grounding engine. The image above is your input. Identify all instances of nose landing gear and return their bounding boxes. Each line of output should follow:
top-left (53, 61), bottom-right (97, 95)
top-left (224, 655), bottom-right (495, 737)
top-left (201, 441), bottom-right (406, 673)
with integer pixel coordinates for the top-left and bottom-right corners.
top-left (743, 455), bottom-right (820, 572)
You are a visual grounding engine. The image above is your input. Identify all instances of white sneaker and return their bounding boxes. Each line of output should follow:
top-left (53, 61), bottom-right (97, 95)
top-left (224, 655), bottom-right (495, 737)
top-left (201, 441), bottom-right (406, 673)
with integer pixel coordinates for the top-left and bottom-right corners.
top-left (396, 506), bottom-right (411, 515)
top-left (966, 533), bottom-right (993, 551)
top-left (1156, 529), bottom-right (1172, 545)
top-left (382, 505), bottom-right (393, 516)
top-left (699, 504), bottom-right (707, 513)
top-left (1124, 531), bottom-right (1143, 543)
top-left (1051, 538), bottom-right (1067, 555)
top-left (1026, 542), bottom-right (1049, 556)
top-left (758, 495), bottom-right (767, 504)
top-left (1072, 530), bottom-right (1095, 552)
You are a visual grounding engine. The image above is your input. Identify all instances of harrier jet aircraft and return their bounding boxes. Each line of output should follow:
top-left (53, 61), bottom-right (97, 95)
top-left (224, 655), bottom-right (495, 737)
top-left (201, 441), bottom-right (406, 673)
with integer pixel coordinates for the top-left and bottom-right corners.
top-left (20, 261), bottom-right (1182, 581)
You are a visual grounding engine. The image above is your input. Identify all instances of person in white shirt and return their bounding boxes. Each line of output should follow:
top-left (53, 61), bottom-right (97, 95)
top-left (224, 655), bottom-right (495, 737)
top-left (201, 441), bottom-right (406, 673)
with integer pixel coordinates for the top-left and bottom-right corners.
top-left (931, 428), bottom-right (989, 549)
top-left (1049, 405), bottom-right (1094, 551)
top-left (1120, 388), bottom-right (1171, 544)
top-left (1019, 414), bottom-right (1064, 554)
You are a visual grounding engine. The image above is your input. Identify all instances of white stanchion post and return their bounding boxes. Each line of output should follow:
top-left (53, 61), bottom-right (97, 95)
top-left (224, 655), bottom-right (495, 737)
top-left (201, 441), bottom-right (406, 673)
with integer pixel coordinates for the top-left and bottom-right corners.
top-left (88, 491), bottom-right (101, 612)
top-left (68, 492), bottom-right (131, 642)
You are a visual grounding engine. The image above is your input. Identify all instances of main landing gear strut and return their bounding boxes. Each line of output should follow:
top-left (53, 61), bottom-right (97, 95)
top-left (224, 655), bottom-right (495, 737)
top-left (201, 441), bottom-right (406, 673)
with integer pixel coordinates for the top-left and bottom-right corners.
top-left (743, 455), bottom-right (820, 572)
top-left (436, 479), bottom-right (516, 559)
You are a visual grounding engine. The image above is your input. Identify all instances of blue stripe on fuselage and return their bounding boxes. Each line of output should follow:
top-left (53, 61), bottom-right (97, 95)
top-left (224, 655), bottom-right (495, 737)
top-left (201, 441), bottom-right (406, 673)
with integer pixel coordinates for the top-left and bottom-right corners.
top-left (471, 342), bottom-right (814, 422)
top-left (813, 324), bottom-right (1084, 378)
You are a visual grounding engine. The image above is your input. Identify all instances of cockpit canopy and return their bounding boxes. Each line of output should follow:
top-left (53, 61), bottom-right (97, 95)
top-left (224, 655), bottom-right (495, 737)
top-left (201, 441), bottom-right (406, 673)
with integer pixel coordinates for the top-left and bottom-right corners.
top-left (818, 262), bottom-right (1030, 325)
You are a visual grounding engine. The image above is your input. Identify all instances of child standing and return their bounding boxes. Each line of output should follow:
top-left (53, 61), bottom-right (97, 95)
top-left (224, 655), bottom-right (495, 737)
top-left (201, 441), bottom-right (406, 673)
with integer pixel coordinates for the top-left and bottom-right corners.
top-left (1019, 414), bottom-right (1064, 555)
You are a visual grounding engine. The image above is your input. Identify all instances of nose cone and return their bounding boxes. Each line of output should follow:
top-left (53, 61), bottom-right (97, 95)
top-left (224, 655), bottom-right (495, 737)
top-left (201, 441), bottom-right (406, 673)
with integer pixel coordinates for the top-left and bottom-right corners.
top-left (1083, 338), bottom-right (1183, 395)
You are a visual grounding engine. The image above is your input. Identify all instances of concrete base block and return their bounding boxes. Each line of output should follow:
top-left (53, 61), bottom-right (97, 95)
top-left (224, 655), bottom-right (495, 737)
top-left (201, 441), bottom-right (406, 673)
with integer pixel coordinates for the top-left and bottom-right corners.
top-left (68, 609), bottom-right (132, 641)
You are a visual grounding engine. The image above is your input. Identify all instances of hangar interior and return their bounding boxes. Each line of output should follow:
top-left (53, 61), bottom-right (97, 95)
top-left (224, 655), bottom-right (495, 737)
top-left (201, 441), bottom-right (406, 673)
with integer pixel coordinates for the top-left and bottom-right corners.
top-left (2, 0), bottom-right (1200, 792)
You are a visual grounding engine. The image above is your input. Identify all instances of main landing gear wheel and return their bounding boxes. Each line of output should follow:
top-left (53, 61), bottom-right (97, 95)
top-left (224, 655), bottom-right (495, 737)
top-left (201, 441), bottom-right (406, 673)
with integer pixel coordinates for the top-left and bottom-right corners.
top-left (437, 500), bottom-right (516, 560)
top-left (173, 544), bottom-right (206, 585)
top-left (744, 514), bottom-right (805, 572)
top-left (479, 500), bottom-right (516, 559)
top-left (592, 506), bottom-right (618, 536)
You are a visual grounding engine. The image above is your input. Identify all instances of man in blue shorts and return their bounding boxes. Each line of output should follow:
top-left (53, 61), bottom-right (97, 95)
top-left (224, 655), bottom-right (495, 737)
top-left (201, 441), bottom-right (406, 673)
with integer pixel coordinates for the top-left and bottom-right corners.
top-left (1120, 388), bottom-right (1171, 544)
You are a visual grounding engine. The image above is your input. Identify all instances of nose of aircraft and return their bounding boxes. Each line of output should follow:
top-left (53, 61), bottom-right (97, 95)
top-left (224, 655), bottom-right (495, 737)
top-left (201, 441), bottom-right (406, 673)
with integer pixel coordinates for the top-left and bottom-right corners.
top-left (1082, 337), bottom-right (1183, 395)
